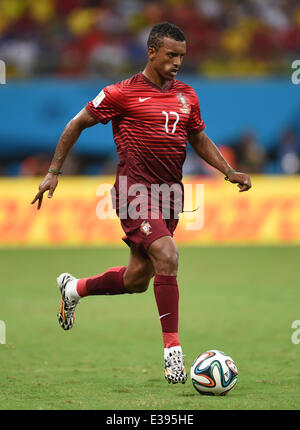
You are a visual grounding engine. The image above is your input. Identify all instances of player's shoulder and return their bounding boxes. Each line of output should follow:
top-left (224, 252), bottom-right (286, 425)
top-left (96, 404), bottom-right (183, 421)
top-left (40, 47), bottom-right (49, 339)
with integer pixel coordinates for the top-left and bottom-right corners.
top-left (120, 73), bottom-right (142, 87)
top-left (104, 73), bottom-right (142, 96)
top-left (173, 79), bottom-right (198, 101)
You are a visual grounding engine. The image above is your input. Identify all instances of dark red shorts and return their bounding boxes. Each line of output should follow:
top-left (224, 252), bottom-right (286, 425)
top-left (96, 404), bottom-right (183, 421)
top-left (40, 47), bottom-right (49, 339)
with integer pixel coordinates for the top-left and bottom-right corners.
top-left (120, 216), bottom-right (179, 257)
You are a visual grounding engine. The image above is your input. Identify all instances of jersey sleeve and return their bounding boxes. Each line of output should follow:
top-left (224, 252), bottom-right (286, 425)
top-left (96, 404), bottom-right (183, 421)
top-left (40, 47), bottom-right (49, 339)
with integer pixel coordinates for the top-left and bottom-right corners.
top-left (85, 83), bottom-right (124, 124)
top-left (186, 91), bottom-right (206, 135)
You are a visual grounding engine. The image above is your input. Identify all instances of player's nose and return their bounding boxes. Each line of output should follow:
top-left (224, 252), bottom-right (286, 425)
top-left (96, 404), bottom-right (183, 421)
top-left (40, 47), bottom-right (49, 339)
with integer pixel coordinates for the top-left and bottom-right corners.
top-left (174, 56), bottom-right (183, 68)
top-left (172, 60), bottom-right (180, 70)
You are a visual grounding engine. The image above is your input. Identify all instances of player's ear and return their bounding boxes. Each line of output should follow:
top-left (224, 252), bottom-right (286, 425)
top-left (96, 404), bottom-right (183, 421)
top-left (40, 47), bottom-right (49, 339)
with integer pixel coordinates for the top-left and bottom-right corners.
top-left (147, 46), bottom-right (157, 61)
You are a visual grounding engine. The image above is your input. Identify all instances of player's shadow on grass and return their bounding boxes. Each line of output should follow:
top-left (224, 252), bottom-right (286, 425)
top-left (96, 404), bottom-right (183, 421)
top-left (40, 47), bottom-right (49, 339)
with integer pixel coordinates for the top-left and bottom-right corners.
top-left (181, 393), bottom-right (197, 397)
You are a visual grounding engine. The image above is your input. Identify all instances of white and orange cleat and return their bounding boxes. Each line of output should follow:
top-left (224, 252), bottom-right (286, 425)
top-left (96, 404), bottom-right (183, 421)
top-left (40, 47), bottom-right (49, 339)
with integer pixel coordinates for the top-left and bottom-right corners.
top-left (57, 273), bottom-right (80, 331)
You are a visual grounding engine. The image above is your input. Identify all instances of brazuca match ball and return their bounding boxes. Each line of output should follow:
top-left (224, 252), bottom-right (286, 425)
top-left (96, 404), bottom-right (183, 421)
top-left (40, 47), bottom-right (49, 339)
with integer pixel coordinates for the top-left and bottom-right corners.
top-left (190, 350), bottom-right (238, 396)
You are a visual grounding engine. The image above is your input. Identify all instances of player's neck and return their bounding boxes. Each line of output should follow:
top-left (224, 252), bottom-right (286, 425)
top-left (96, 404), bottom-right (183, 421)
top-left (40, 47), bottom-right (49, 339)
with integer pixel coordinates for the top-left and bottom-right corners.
top-left (142, 66), bottom-right (170, 89)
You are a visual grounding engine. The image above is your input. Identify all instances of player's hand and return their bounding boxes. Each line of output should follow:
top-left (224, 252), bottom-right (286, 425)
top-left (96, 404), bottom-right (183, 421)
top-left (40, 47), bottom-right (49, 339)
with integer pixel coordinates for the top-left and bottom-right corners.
top-left (31, 173), bottom-right (58, 210)
top-left (226, 171), bottom-right (252, 192)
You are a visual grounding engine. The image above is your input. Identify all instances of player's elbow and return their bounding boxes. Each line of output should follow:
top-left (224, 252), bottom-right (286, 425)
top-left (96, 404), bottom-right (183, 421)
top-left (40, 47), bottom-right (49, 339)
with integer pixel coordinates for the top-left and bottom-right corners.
top-left (69, 107), bottom-right (98, 131)
top-left (68, 116), bottom-right (87, 133)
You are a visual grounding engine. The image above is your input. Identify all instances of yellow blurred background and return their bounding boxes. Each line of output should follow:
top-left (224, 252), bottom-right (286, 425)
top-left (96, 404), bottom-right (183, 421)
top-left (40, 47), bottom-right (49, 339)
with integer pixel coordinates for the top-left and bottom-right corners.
top-left (1, 175), bottom-right (299, 247)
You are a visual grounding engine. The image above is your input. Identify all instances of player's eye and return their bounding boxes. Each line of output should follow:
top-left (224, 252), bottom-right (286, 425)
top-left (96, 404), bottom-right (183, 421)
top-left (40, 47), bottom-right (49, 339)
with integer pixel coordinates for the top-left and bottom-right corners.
top-left (168, 53), bottom-right (185, 59)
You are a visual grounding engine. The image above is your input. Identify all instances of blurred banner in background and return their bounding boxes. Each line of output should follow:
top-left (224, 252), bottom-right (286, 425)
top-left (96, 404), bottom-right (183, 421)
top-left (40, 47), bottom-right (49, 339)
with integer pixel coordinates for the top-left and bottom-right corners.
top-left (0, 176), bottom-right (299, 247)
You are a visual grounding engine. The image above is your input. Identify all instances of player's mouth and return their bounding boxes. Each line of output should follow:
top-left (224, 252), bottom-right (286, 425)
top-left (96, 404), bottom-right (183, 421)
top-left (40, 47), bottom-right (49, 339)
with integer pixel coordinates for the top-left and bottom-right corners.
top-left (169, 69), bottom-right (178, 77)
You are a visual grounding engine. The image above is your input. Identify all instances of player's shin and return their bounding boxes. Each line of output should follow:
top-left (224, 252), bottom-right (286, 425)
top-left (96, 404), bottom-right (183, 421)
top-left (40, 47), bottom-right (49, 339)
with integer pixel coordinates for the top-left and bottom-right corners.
top-left (76, 266), bottom-right (132, 297)
top-left (153, 274), bottom-right (180, 348)
top-left (154, 274), bottom-right (187, 383)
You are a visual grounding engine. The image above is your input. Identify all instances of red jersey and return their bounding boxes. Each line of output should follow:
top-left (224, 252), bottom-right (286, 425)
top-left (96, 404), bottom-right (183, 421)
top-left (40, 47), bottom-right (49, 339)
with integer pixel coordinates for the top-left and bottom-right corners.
top-left (86, 72), bottom-right (205, 216)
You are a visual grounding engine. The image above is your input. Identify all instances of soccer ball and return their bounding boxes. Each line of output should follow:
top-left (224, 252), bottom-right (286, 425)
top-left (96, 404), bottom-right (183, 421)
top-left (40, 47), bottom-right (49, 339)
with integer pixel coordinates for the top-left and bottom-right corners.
top-left (190, 349), bottom-right (238, 396)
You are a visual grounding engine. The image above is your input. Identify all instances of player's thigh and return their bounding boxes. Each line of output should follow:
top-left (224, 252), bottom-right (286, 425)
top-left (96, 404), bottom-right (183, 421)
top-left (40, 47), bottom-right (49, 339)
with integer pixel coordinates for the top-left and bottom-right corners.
top-left (124, 243), bottom-right (155, 292)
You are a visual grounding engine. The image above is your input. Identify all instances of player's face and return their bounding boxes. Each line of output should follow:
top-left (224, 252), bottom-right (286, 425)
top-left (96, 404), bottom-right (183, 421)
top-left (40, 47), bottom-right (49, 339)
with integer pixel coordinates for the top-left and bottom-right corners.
top-left (149, 37), bottom-right (186, 81)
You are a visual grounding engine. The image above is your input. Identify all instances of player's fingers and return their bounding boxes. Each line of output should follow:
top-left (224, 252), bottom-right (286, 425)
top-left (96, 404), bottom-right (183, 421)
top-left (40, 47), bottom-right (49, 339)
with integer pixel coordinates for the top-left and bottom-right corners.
top-left (48, 188), bottom-right (55, 199)
top-left (31, 189), bottom-right (46, 209)
top-left (239, 183), bottom-right (251, 192)
top-left (31, 191), bottom-right (42, 205)
top-left (31, 195), bottom-right (38, 205)
top-left (37, 195), bottom-right (43, 210)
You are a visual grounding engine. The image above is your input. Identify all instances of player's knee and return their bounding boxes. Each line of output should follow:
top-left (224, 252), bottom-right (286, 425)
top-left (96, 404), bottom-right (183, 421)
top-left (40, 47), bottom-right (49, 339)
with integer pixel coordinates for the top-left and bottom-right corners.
top-left (127, 275), bottom-right (152, 293)
top-left (165, 249), bottom-right (179, 273)
top-left (129, 280), bottom-right (150, 293)
top-left (156, 247), bottom-right (179, 275)
top-left (124, 266), bottom-right (154, 293)
top-left (148, 237), bottom-right (179, 275)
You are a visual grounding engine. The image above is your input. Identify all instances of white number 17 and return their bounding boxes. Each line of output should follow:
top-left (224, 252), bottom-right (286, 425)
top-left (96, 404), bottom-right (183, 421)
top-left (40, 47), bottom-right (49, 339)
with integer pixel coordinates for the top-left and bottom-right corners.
top-left (162, 111), bottom-right (179, 134)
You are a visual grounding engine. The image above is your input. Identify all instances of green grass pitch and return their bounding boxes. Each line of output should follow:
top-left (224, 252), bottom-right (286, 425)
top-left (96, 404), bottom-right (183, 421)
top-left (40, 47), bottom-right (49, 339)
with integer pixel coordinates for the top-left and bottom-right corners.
top-left (1, 246), bottom-right (300, 410)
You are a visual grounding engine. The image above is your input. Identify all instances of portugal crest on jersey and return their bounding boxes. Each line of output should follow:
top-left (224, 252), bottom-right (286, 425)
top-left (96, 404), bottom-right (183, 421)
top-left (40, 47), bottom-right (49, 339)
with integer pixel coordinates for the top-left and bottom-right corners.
top-left (177, 93), bottom-right (190, 114)
top-left (140, 221), bottom-right (152, 236)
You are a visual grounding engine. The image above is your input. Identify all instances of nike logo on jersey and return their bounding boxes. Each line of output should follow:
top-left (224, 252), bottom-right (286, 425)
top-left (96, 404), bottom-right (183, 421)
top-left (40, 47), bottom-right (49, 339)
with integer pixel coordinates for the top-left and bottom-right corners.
top-left (139, 97), bottom-right (152, 102)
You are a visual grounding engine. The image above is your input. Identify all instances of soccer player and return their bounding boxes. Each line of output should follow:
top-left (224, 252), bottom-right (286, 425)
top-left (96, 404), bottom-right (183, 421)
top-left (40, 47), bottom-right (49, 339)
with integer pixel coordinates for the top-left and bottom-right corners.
top-left (31, 22), bottom-right (251, 384)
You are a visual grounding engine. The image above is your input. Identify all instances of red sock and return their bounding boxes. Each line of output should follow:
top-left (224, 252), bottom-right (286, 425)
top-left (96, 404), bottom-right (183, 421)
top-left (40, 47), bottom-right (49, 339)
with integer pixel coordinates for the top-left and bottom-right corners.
top-left (153, 274), bottom-right (180, 348)
top-left (76, 266), bottom-right (131, 297)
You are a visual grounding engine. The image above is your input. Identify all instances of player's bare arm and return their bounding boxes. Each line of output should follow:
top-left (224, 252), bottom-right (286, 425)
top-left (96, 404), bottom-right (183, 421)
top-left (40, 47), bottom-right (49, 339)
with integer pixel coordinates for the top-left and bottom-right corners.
top-left (31, 108), bottom-right (98, 209)
top-left (188, 130), bottom-right (252, 192)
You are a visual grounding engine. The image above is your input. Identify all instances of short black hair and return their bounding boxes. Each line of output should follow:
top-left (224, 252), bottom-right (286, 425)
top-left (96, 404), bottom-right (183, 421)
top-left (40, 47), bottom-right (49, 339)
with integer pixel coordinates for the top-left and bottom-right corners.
top-left (147, 22), bottom-right (185, 50)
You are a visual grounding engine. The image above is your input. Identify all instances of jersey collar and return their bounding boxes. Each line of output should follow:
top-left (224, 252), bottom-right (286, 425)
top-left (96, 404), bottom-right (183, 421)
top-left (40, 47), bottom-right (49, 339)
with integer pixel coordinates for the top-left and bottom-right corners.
top-left (139, 72), bottom-right (174, 93)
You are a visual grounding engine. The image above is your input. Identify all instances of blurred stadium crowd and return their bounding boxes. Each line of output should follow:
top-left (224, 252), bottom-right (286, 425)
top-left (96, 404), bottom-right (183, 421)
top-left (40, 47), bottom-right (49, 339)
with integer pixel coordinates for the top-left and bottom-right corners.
top-left (6, 127), bottom-right (298, 177)
top-left (0, 0), bottom-right (300, 176)
top-left (1, 0), bottom-right (300, 78)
